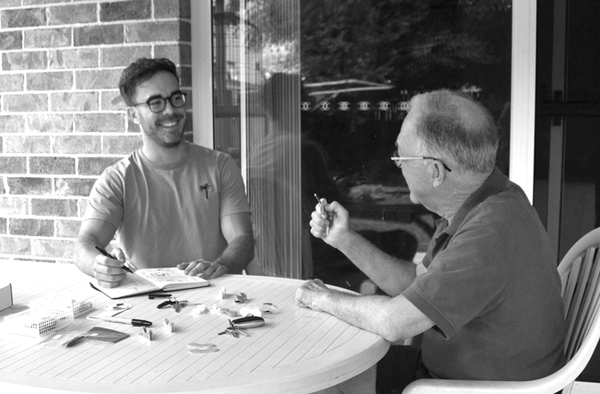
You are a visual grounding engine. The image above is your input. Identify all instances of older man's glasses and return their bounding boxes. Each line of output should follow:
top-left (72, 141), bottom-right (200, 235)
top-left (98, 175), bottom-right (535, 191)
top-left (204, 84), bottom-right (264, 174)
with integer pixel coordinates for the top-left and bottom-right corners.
top-left (131, 92), bottom-right (187, 113)
top-left (391, 150), bottom-right (452, 172)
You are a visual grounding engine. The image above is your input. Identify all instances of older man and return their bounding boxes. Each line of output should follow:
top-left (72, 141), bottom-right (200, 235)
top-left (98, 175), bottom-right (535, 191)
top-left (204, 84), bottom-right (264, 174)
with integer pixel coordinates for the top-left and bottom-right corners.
top-left (75, 58), bottom-right (254, 287)
top-left (297, 90), bottom-right (565, 390)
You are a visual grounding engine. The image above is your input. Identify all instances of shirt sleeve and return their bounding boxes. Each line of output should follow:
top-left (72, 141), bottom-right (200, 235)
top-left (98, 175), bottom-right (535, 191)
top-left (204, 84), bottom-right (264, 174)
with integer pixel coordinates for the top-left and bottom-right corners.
top-left (403, 219), bottom-right (510, 339)
top-left (217, 154), bottom-right (251, 218)
top-left (82, 166), bottom-right (125, 229)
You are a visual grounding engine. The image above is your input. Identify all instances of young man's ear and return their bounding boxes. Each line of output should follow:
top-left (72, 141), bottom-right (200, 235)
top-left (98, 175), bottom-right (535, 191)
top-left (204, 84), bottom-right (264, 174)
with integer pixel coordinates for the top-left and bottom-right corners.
top-left (127, 106), bottom-right (140, 125)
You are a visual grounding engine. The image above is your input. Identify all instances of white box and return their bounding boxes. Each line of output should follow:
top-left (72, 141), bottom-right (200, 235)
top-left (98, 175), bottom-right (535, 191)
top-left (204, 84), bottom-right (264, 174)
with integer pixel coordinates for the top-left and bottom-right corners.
top-left (0, 283), bottom-right (12, 313)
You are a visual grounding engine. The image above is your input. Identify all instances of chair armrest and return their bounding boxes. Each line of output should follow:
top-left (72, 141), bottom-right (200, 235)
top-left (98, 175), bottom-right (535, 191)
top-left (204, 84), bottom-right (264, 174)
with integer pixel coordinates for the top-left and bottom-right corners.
top-left (402, 378), bottom-right (568, 394)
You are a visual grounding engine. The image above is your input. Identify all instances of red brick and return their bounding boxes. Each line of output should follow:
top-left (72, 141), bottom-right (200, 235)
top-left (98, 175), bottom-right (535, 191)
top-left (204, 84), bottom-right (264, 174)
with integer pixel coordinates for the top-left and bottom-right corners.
top-left (0, 196), bottom-right (27, 215)
top-left (10, 218), bottom-right (54, 237)
top-left (101, 91), bottom-right (126, 111)
top-left (55, 177), bottom-right (96, 196)
top-left (0, 236), bottom-right (31, 255)
top-left (5, 135), bottom-right (52, 154)
top-left (74, 24), bottom-right (123, 46)
top-left (126, 21), bottom-right (190, 43)
top-left (78, 156), bottom-right (122, 175)
top-left (51, 92), bottom-right (99, 112)
top-left (0, 1), bottom-right (21, 8)
top-left (155, 44), bottom-right (192, 65)
top-left (2, 7), bottom-right (46, 28)
top-left (100, 45), bottom-right (151, 67)
top-left (27, 71), bottom-right (73, 91)
top-left (50, 48), bottom-right (99, 69)
top-left (31, 238), bottom-right (75, 259)
top-left (2, 51), bottom-right (46, 71)
top-left (155, 0), bottom-right (191, 19)
top-left (30, 157), bottom-right (76, 175)
top-left (53, 135), bottom-right (101, 154)
top-left (6, 177), bottom-right (53, 195)
top-left (31, 198), bottom-right (78, 217)
top-left (100, 0), bottom-right (151, 22)
top-left (0, 115), bottom-right (26, 133)
top-left (24, 28), bottom-right (71, 49)
top-left (48, 3), bottom-right (97, 25)
top-left (56, 219), bottom-right (80, 238)
top-left (26, 114), bottom-right (74, 133)
top-left (4, 93), bottom-right (47, 112)
top-left (0, 156), bottom-right (26, 174)
top-left (74, 113), bottom-right (125, 133)
top-left (0, 31), bottom-right (22, 50)
top-left (0, 74), bottom-right (24, 92)
top-left (76, 69), bottom-right (121, 90)
top-left (104, 135), bottom-right (142, 154)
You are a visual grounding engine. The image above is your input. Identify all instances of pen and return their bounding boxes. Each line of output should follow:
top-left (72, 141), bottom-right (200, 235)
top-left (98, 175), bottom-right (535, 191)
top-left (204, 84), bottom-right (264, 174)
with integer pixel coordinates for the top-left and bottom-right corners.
top-left (100, 316), bottom-right (152, 327)
top-left (95, 245), bottom-right (134, 274)
top-left (314, 194), bottom-right (330, 235)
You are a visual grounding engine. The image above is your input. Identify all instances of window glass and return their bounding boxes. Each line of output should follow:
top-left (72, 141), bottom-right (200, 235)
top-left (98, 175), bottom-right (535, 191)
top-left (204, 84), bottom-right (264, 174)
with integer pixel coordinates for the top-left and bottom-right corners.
top-left (212, 0), bottom-right (512, 290)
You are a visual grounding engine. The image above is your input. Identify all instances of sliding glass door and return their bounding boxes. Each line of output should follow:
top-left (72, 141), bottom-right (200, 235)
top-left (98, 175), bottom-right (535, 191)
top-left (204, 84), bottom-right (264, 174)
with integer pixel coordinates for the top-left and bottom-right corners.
top-left (206, 0), bottom-right (513, 288)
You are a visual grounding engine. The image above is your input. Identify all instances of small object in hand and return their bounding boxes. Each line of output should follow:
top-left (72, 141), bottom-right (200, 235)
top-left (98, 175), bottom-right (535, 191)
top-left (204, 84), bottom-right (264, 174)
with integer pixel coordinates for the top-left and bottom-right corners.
top-left (314, 193), bottom-right (331, 234)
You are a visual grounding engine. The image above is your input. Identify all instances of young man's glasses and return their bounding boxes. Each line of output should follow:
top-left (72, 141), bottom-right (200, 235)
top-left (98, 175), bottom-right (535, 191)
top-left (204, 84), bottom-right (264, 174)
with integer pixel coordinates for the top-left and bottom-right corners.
top-left (391, 150), bottom-right (452, 172)
top-left (131, 92), bottom-right (187, 113)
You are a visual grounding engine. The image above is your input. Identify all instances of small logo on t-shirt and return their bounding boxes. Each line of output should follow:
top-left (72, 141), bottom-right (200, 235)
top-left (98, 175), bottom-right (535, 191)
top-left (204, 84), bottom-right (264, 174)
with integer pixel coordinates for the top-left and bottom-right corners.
top-left (199, 183), bottom-right (212, 199)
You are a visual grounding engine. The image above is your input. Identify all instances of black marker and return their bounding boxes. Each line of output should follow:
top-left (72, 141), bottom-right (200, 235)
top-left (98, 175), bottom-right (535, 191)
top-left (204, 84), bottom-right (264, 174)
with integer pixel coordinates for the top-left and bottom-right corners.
top-left (95, 246), bottom-right (134, 274)
top-left (100, 316), bottom-right (152, 327)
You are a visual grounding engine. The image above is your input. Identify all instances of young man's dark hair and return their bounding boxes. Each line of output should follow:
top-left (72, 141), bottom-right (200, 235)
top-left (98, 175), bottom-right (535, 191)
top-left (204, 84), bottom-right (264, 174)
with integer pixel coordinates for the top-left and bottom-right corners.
top-left (118, 58), bottom-right (180, 106)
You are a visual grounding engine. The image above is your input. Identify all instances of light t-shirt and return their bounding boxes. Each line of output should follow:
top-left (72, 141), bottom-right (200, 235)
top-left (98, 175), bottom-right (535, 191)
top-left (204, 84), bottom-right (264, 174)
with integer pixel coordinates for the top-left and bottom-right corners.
top-left (82, 142), bottom-right (251, 268)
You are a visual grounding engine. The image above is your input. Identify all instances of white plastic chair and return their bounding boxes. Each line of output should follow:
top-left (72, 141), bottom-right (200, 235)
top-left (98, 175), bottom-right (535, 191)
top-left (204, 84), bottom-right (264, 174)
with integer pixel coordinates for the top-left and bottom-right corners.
top-left (403, 226), bottom-right (600, 394)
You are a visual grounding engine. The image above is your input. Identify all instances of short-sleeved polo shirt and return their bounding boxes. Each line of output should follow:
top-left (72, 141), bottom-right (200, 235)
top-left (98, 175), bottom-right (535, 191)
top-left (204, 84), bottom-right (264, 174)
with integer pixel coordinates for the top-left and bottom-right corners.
top-left (403, 168), bottom-right (566, 380)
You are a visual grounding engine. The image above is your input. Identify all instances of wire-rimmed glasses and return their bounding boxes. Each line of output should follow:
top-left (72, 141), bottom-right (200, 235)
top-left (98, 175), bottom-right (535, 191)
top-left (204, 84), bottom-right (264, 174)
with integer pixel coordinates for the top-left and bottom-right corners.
top-left (391, 150), bottom-right (452, 172)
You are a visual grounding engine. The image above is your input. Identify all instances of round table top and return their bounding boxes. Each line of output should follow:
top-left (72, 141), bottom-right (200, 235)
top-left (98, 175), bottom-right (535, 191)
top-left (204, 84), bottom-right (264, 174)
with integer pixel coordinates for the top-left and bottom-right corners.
top-left (0, 262), bottom-right (390, 394)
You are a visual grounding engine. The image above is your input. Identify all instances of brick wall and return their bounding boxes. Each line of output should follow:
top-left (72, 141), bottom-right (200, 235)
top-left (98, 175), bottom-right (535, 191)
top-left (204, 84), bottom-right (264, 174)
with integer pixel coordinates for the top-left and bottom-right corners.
top-left (0, 0), bottom-right (192, 264)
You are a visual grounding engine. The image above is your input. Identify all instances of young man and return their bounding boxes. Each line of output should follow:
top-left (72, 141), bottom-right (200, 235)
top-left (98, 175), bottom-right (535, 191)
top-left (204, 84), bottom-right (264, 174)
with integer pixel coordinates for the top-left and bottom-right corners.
top-left (75, 58), bottom-right (254, 288)
top-left (297, 90), bottom-right (566, 390)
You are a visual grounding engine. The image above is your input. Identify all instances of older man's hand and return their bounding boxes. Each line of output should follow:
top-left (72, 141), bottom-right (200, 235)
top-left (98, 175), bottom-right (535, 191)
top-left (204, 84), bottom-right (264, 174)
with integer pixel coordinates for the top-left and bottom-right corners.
top-left (295, 279), bottom-right (332, 312)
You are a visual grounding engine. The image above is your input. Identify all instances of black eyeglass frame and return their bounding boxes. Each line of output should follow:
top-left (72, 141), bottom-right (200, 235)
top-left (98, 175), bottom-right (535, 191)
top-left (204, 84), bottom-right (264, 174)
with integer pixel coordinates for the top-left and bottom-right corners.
top-left (391, 150), bottom-right (452, 172)
top-left (130, 92), bottom-right (187, 113)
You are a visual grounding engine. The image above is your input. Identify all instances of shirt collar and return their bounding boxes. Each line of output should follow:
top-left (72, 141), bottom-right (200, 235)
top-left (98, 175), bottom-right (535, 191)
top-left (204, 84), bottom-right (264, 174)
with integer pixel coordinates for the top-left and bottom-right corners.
top-left (444, 167), bottom-right (509, 235)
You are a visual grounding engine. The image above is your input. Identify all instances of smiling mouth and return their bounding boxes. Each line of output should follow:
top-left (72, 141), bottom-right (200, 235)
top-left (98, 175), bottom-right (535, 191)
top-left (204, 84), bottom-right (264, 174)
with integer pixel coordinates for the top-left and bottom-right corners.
top-left (158, 119), bottom-right (181, 128)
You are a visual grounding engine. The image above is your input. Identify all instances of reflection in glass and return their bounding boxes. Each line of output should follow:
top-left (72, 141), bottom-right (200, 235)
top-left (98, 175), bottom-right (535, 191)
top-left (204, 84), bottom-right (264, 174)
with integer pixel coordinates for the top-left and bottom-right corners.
top-left (212, 0), bottom-right (512, 288)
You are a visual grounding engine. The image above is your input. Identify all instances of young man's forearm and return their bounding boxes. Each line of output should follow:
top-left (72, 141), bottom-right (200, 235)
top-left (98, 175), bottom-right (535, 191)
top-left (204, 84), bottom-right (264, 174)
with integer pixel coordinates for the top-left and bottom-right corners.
top-left (215, 234), bottom-right (255, 274)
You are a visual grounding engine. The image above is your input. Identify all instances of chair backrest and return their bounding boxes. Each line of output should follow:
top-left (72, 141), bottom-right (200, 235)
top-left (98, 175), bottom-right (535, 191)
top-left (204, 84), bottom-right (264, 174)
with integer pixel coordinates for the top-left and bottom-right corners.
top-left (558, 226), bottom-right (600, 361)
